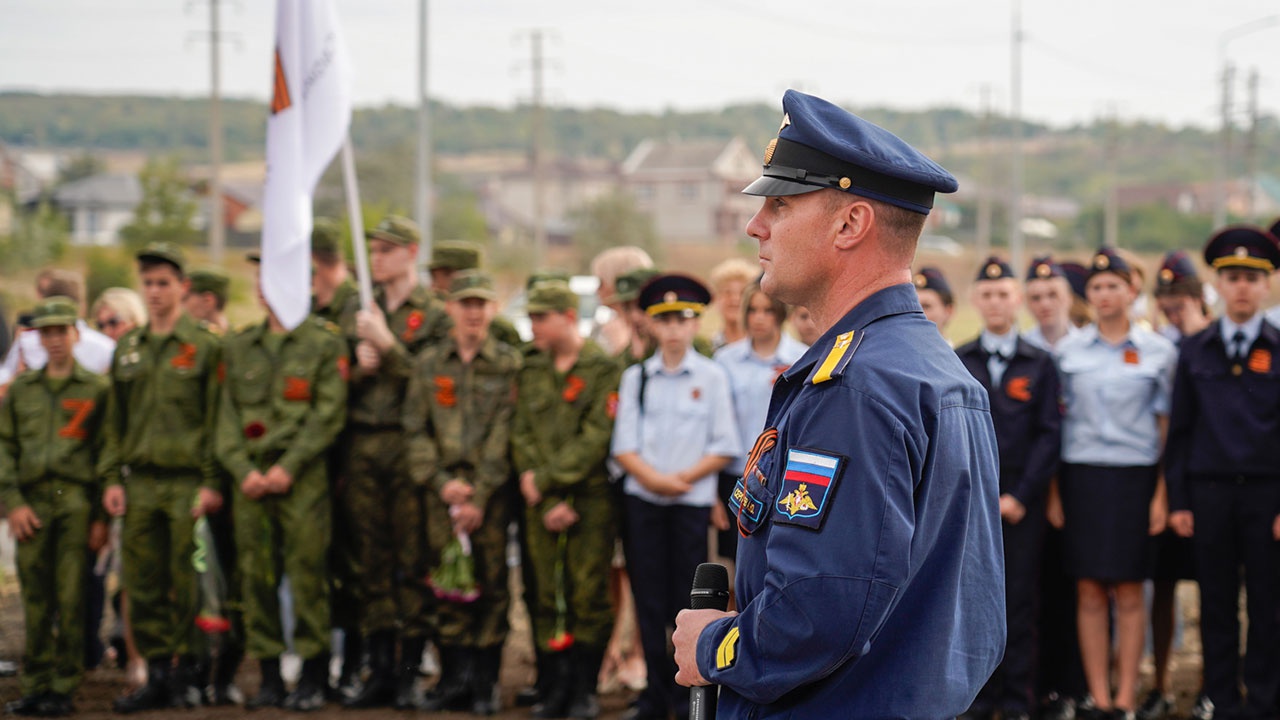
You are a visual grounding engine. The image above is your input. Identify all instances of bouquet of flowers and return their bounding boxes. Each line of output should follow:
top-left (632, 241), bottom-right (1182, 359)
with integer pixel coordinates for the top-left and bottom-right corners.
top-left (428, 529), bottom-right (480, 604)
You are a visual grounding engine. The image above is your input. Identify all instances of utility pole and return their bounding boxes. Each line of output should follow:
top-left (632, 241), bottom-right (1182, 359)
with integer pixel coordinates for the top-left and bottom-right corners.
top-left (1009, 0), bottom-right (1025, 274)
top-left (208, 0), bottom-right (225, 263)
top-left (1245, 67), bottom-right (1259, 219)
top-left (1104, 107), bottom-right (1119, 248)
top-left (416, 0), bottom-right (433, 272)
top-left (529, 30), bottom-right (548, 267)
top-left (976, 84), bottom-right (992, 261)
top-left (1214, 63), bottom-right (1235, 227)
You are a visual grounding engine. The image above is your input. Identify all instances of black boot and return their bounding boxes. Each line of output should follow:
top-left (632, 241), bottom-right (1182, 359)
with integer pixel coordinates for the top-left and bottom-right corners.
top-left (566, 645), bottom-right (605, 719)
top-left (393, 636), bottom-right (427, 710)
top-left (113, 658), bottom-right (173, 713)
top-left (342, 630), bottom-right (396, 708)
top-left (246, 658), bottom-right (286, 710)
top-left (209, 645), bottom-right (244, 706)
top-left (4, 694), bottom-right (49, 717)
top-left (531, 651), bottom-right (572, 719)
top-left (470, 645), bottom-right (503, 716)
top-left (283, 656), bottom-right (328, 712)
top-left (332, 631), bottom-right (363, 701)
top-left (171, 655), bottom-right (206, 708)
top-left (420, 645), bottom-right (474, 712)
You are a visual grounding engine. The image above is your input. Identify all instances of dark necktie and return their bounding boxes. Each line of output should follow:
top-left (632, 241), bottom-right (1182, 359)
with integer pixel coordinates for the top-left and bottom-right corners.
top-left (1232, 330), bottom-right (1247, 362)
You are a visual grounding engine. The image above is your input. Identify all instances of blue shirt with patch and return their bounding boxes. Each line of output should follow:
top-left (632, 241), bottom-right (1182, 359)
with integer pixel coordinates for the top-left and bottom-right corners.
top-left (698, 283), bottom-right (1006, 719)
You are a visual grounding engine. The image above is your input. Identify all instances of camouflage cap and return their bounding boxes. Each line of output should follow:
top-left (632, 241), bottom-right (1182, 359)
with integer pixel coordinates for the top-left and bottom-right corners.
top-left (449, 269), bottom-right (497, 302)
top-left (430, 240), bottom-right (483, 271)
top-left (526, 280), bottom-right (579, 314)
top-left (525, 268), bottom-right (571, 291)
top-left (136, 241), bottom-right (186, 273)
top-left (30, 296), bottom-right (79, 328)
top-left (188, 267), bottom-right (230, 301)
top-left (366, 215), bottom-right (420, 247)
top-left (614, 267), bottom-right (661, 303)
top-left (311, 217), bottom-right (343, 255)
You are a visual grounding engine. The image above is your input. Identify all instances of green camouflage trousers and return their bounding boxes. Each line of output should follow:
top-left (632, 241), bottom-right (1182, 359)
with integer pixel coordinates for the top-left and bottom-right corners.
top-left (15, 480), bottom-right (91, 696)
top-left (233, 461), bottom-right (331, 660)
top-left (343, 429), bottom-right (431, 637)
top-left (121, 473), bottom-right (201, 660)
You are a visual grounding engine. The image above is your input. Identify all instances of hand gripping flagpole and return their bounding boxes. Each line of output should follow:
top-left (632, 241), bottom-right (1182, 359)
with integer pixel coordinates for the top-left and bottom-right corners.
top-left (340, 136), bottom-right (375, 311)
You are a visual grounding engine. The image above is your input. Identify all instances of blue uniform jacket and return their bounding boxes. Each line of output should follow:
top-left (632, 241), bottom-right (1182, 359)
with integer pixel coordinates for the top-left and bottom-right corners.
top-left (955, 336), bottom-right (1062, 506)
top-left (1166, 318), bottom-right (1280, 512)
top-left (698, 284), bottom-right (1006, 719)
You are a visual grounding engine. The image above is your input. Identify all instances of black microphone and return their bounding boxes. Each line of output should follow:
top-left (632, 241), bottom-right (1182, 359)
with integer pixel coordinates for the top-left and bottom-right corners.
top-left (689, 562), bottom-right (730, 720)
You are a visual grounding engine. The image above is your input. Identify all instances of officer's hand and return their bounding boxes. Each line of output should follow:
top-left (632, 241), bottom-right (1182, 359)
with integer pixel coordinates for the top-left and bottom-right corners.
top-left (1045, 492), bottom-right (1064, 530)
top-left (645, 471), bottom-right (693, 497)
top-left (673, 608), bottom-right (737, 688)
top-left (1148, 494), bottom-right (1168, 536)
top-left (1169, 510), bottom-right (1194, 537)
top-left (520, 470), bottom-right (542, 507)
top-left (999, 494), bottom-right (1026, 525)
top-left (356, 308), bottom-right (395, 353)
top-left (241, 470), bottom-right (267, 500)
top-left (102, 485), bottom-right (127, 517)
top-left (7, 505), bottom-right (41, 542)
top-left (452, 502), bottom-right (484, 535)
top-left (543, 502), bottom-right (579, 533)
top-left (264, 465), bottom-right (293, 495)
top-left (355, 341), bottom-right (382, 372)
top-left (709, 501), bottom-right (730, 532)
top-left (441, 479), bottom-right (474, 506)
top-left (88, 520), bottom-right (109, 553)
top-left (192, 487), bottom-right (224, 518)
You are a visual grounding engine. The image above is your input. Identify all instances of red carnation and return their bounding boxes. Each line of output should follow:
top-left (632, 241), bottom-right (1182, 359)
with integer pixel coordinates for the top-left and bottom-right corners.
top-left (244, 421), bottom-right (266, 439)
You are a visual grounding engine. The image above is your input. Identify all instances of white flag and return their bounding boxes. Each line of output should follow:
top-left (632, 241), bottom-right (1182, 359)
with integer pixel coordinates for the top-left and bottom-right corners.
top-left (261, 0), bottom-right (351, 330)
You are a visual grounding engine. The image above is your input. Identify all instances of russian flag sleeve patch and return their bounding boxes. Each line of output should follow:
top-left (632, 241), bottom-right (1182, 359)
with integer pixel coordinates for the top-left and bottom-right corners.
top-left (774, 448), bottom-right (844, 530)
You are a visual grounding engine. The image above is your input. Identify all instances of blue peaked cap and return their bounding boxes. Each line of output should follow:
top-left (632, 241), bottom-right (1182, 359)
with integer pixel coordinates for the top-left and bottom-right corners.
top-left (743, 90), bottom-right (958, 214)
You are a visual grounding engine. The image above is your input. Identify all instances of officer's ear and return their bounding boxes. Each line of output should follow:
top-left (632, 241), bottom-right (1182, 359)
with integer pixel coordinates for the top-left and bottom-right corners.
top-left (830, 195), bottom-right (874, 252)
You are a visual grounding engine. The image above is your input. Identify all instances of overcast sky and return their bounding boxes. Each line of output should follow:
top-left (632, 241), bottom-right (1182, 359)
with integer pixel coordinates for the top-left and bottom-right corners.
top-left (2, 0), bottom-right (1277, 129)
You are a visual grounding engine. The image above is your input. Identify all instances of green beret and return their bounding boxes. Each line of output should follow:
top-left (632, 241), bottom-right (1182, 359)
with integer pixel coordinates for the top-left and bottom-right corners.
top-left (30, 296), bottom-right (79, 328)
top-left (525, 269), bottom-right (571, 291)
top-left (430, 240), bottom-right (483, 271)
top-left (449, 269), bottom-right (496, 302)
top-left (188, 267), bottom-right (230, 302)
top-left (526, 281), bottom-right (579, 314)
top-left (311, 217), bottom-right (343, 254)
top-left (366, 215), bottom-right (420, 247)
top-left (614, 267), bottom-right (661, 303)
top-left (136, 241), bottom-right (186, 273)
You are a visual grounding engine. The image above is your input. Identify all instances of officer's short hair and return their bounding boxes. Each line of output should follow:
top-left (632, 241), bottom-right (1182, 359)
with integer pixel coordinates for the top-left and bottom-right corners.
top-left (824, 191), bottom-right (926, 259)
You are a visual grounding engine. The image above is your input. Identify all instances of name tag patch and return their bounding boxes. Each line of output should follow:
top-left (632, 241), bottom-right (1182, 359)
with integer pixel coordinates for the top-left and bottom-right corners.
top-left (775, 448), bottom-right (843, 530)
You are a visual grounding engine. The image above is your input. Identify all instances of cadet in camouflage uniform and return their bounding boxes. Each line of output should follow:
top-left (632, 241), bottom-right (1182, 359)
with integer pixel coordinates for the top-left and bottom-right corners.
top-left (101, 243), bottom-right (225, 713)
top-left (215, 266), bottom-right (348, 711)
top-left (0, 297), bottom-right (111, 718)
top-left (183, 267), bottom-right (231, 334)
top-left (512, 281), bottom-right (621, 720)
top-left (344, 216), bottom-right (450, 709)
top-left (307, 217), bottom-right (365, 697)
top-left (429, 240), bottom-right (523, 348)
top-left (404, 270), bottom-right (522, 715)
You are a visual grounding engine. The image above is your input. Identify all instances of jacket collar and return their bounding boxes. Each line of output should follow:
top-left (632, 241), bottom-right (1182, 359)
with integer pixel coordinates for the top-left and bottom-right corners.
top-left (782, 283), bottom-right (921, 383)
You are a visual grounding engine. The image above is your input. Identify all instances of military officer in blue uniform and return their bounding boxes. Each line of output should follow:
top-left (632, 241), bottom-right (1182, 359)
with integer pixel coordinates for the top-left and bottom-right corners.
top-left (956, 257), bottom-right (1061, 720)
top-left (672, 89), bottom-right (1005, 719)
top-left (1167, 225), bottom-right (1280, 720)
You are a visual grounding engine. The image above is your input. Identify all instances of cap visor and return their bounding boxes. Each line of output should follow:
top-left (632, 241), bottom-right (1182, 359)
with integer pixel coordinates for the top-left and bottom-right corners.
top-left (450, 290), bottom-right (496, 302)
top-left (741, 175), bottom-right (824, 197)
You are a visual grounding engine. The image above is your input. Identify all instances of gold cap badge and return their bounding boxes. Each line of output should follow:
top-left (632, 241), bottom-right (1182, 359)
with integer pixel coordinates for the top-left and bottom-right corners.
top-left (1094, 254), bottom-right (1110, 270)
top-left (1036, 263), bottom-right (1052, 278)
top-left (1159, 268), bottom-right (1174, 283)
top-left (914, 273), bottom-right (927, 288)
top-left (986, 263), bottom-right (1002, 278)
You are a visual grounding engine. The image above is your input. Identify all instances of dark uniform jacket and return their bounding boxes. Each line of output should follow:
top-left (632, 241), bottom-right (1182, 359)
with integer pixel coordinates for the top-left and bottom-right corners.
top-left (697, 284), bottom-right (1005, 719)
top-left (1166, 318), bottom-right (1280, 512)
top-left (956, 336), bottom-right (1062, 506)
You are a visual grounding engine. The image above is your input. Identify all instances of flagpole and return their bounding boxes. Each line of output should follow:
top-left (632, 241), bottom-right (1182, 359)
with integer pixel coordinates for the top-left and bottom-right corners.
top-left (341, 136), bottom-right (375, 310)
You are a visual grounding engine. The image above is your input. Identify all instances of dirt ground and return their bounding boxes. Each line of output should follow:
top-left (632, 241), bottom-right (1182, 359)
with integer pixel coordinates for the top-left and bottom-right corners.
top-left (0, 570), bottom-right (1208, 719)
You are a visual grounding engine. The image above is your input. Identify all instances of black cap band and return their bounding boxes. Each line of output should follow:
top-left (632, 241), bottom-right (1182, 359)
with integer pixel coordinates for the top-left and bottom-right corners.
top-left (746, 138), bottom-right (936, 212)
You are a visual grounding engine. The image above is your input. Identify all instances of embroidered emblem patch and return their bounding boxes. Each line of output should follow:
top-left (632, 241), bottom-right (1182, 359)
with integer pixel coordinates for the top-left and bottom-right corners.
top-left (775, 448), bottom-right (843, 530)
top-left (1123, 348), bottom-right (1140, 365)
top-left (1248, 348), bottom-right (1272, 374)
top-left (716, 627), bottom-right (740, 670)
top-left (1006, 376), bottom-right (1031, 402)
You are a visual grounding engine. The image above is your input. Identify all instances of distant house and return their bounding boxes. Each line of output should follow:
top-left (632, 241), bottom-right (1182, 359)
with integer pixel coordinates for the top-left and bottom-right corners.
top-left (50, 173), bottom-right (141, 246)
top-left (620, 137), bottom-right (760, 244)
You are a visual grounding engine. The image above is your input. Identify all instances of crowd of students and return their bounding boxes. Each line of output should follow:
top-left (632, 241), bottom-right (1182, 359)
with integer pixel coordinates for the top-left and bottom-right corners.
top-left (3, 213), bottom-right (1279, 720)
